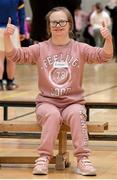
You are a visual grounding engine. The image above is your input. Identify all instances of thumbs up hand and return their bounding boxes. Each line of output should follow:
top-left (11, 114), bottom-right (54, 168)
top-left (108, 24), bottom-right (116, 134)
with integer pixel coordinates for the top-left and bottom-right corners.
top-left (100, 21), bottom-right (112, 40)
top-left (4, 17), bottom-right (16, 36)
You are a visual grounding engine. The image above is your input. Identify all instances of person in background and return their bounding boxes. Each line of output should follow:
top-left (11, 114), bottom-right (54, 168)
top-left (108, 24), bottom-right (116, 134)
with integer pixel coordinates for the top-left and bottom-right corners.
top-left (0, 0), bottom-right (25, 91)
top-left (83, 4), bottom-right (96, 46)
top-left (90, 2), bottom-right (111, 47)
top-left (4, 6), bottom-right (113, 176)
top-left (29, 0), bottom-right (58, 43)
top-left (20, 16), bottom-right (32, 47)
top-left (74, 6), bottom-right (88, 41)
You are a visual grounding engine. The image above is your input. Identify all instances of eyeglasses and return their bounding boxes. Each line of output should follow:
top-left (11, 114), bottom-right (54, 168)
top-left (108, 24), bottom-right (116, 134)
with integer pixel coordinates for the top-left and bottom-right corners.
top-left (50, 20), bottom-right (69, 27)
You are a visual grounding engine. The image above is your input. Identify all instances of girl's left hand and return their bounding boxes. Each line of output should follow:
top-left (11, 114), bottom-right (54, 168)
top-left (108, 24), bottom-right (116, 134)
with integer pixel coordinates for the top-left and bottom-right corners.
top-left (100, 21), bottom-right (112, 40)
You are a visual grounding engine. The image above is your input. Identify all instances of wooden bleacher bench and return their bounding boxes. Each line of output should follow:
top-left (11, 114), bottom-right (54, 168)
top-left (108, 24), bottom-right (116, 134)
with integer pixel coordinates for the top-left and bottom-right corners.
top-left (0, 121), bottom-right (108, 169)
top-left (0, 100), bottom-right (117, 168)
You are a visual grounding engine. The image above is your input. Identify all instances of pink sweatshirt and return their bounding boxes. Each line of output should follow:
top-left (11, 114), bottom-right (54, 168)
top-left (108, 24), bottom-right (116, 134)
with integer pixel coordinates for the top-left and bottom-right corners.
top-left (6, 39), bottom-right (113, 108)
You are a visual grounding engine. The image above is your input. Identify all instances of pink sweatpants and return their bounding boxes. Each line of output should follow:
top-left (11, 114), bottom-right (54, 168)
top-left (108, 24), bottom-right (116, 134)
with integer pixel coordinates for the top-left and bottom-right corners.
top-left (36, 103), bottom-right (91, 159)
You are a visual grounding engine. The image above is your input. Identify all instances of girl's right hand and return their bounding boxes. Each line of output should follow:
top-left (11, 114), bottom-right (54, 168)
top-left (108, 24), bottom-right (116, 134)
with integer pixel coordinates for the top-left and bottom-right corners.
top-left (4, 17), bottom-right (16, 36)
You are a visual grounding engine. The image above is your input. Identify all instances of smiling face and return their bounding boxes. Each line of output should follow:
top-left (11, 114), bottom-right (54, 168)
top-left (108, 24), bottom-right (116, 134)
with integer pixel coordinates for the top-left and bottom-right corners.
top-left (49, 11), bottom-right (70, 37)
top-left (46, 7), bottom-right (73, 38)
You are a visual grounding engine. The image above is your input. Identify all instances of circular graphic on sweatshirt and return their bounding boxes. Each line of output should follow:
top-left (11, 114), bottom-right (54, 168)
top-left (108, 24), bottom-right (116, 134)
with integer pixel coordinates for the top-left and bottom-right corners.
top-left (49, 68), bottom-right (70, 86)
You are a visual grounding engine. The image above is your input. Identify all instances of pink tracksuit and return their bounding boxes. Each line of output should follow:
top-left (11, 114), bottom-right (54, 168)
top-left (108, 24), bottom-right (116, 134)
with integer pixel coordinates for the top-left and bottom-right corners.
top-left (6, 38), bottom-right (112, 159)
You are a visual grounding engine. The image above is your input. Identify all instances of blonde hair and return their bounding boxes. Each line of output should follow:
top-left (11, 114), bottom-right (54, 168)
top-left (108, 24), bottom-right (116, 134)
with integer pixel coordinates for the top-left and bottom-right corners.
top-left (46, 6), bottom-right (74, 38)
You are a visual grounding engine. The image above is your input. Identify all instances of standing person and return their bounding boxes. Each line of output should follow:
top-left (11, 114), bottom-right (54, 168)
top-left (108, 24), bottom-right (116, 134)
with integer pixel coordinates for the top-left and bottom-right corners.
top-left (83, 4), bottom-right (96, 46)
top-left (90, 2), bottom-right (111, 47)
top-left (0, 0), bottom-right (25, 91)
top-left (4, 7), bottom-right (113, 176)
top-left (74, 6), bottom-right (88, 42)
top-left (29, 0), bottom-right (58, 42)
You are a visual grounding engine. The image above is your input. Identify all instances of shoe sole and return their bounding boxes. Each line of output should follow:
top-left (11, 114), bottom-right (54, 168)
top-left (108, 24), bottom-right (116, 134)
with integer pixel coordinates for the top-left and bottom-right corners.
top-left (75, 168), bottom-right (96, 176)
top-left (33, 170), bottom-right (48, 175)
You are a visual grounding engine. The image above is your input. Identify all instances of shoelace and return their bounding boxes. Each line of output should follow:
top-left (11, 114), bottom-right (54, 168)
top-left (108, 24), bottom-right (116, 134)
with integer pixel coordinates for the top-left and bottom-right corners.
top-left (80, 158), bottom-right (93, 168)
top-left (34, 157), bottom-right (49, 167)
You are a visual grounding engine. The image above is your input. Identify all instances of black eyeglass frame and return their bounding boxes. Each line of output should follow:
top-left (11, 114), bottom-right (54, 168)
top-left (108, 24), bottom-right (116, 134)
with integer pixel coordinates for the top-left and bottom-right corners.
top-left (49, 20), bottom-right (69, 27)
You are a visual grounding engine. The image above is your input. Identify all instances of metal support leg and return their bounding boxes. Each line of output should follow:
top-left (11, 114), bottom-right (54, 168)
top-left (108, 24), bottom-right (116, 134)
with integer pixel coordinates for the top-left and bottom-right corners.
top-left (4, 106), bottom-right (8, 121)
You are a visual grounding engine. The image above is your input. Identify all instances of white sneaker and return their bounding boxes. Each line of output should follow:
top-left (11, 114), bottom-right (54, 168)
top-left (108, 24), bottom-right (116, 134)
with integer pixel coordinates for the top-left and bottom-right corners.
top-left (76, 157), bottom-right (96, 176)
top-left (33, 156), bottom-right (49, 175)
